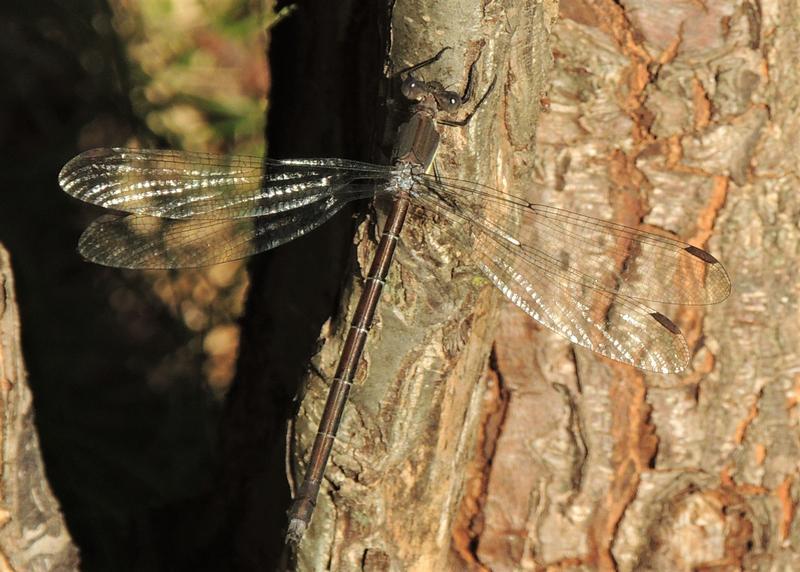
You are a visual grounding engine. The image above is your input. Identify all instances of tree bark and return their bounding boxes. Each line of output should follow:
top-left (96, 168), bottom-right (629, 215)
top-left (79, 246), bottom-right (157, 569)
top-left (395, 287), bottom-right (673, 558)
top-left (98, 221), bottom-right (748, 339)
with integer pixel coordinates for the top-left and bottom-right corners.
top-left (287, 0), bottom-right (557, 569)
top-left (230, 0), bottom-right (798, 570)
top-left (465, 1), bottom-right (800, 571)
top-left (0, 245), bottom-right (80, 570)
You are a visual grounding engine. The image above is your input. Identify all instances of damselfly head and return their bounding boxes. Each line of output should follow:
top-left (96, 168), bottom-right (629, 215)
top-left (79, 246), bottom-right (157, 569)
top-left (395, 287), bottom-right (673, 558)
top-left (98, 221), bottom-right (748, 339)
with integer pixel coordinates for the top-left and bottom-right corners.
top-left (434, 90), bottom-right (462, 113)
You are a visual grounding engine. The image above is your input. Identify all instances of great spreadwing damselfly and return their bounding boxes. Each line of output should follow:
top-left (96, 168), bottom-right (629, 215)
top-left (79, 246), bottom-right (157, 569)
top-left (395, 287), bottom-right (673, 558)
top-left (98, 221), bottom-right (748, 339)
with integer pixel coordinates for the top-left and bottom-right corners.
top-left (58, 49), bottom-right (731, 543)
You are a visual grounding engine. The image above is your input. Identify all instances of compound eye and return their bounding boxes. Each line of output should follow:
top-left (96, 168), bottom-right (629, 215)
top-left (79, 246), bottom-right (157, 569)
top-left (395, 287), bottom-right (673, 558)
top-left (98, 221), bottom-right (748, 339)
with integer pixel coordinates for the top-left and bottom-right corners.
top-left (401, 76), bottom-right (427, 100)
top-left (435, 91), bottom-right (461, 113)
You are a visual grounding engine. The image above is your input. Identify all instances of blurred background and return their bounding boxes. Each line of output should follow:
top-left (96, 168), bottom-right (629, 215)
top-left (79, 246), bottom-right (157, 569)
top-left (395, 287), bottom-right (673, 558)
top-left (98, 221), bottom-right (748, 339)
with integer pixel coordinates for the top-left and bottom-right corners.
top-left (1, 0), bottom-right (277, 568)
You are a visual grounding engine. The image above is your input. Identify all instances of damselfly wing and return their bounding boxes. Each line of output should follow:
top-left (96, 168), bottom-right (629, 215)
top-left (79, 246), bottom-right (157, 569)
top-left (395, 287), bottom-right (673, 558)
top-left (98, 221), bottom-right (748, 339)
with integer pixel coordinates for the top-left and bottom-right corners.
top-left (59, 147), bottom-right (730, 374)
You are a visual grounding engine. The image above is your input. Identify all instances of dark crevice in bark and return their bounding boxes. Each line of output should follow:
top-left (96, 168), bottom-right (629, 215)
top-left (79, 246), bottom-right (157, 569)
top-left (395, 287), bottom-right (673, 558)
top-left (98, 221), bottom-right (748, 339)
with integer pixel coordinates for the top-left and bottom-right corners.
top-left (203, 2), bottom-right (388, 570)
top-left (460, 347), bottom-right (511, 568)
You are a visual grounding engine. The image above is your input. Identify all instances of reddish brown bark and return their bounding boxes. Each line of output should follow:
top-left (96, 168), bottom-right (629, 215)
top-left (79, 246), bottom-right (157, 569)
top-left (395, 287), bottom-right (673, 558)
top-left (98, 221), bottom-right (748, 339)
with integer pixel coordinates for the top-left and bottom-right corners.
top-left (464, 1), bottom-right (800, 571)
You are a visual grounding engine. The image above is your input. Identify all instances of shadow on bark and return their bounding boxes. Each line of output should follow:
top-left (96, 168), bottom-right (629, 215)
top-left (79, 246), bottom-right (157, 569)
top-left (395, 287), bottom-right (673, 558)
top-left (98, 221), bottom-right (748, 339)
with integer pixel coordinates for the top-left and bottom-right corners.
top-left (206, 2), bottom-right (388, 569)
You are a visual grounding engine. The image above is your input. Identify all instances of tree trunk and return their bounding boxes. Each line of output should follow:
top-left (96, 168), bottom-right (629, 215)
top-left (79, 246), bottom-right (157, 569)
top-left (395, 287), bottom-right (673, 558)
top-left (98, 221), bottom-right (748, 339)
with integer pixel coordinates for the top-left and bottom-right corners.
top-left (0, 246), bottom-right (79, 569)
top-left (229, 0), bottom-right (798, 570)
top-left (285, 0), bottom-right (556, 569)
top-left (466, 1), bottom-right (800, 571)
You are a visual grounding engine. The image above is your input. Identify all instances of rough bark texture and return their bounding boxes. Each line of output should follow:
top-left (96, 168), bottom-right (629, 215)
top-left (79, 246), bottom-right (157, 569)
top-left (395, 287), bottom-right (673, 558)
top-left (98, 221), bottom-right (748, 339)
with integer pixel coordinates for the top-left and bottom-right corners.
top-left (227, 0), bottom-right (798, 570)
top-left (463, 1), bottom-right (800, 571)
top-left (287, 1), bottom-right (557, 569)
top-left (0, 246), bottom-right (80, 570)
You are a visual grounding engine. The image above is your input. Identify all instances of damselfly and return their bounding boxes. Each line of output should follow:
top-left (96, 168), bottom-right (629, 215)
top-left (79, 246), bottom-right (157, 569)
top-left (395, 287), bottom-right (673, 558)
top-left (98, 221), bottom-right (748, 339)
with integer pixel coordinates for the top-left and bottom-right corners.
top-left (58, 50), bottom-right (731, 542)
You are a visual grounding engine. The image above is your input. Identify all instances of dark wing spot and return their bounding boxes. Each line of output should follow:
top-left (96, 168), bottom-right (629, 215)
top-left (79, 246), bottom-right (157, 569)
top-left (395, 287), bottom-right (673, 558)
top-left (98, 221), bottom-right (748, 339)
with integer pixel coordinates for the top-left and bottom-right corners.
top-left (650, 312), bottom-right (681, 335)
top-left (685, 245), bottom-right (719, 264)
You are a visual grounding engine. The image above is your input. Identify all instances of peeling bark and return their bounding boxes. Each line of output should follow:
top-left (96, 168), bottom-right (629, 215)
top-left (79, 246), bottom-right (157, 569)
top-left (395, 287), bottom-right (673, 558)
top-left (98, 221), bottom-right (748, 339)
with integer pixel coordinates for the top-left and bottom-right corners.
top-left (467, 1), bottom-right (800, 571)
top-left (0, 246), bottom-right (79, 570)
top-left (230, 0), bottom-right (796, 570)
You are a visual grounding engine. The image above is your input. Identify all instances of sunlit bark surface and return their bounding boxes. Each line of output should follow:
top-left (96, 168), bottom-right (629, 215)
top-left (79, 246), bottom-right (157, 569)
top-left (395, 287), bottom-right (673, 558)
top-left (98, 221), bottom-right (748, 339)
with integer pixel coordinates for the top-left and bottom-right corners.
top-left (233, 0), bottom-right (800, 570)
top-left (463, 2), bottom-right (800, 571)
top-left (0, 246), bottom-right (79, 569)
top-left (288, 0), bottom-right (555, 569)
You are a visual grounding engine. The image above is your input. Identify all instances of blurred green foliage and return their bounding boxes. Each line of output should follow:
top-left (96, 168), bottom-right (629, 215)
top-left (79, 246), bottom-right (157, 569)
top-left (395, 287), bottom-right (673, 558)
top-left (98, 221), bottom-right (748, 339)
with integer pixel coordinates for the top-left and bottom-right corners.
top-left (108, 0), bottom-right (271, 154)
top-left (1, 0), bottom-right (280, 569)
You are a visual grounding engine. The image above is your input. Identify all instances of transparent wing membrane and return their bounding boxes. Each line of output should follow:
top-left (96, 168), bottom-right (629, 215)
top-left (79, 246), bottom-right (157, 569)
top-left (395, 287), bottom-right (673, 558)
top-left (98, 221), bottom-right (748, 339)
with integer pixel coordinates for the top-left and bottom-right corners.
top-left (78, 188), bottom-right (378, 269)
top-left (60, 148), bottom-right (731, 371)
top-left (418, 174), bottom-right (731, 306)
top-left (59, 148), bottom-right (396, 219)
top-left (411, 190), bottom-right (692, 372)
top-left (479, 247), bottom-right (691, 372)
